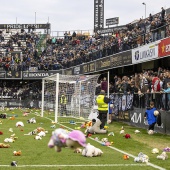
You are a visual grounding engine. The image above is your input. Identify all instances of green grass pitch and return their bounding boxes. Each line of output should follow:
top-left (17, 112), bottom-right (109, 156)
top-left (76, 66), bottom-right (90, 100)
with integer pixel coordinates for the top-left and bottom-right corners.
top-left (0, 108), bottom-right (169, 170)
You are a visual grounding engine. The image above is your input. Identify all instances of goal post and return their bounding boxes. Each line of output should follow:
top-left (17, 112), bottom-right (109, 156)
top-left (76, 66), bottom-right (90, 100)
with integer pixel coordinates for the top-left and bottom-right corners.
top-left (41, 73), bottom-right (100, 123)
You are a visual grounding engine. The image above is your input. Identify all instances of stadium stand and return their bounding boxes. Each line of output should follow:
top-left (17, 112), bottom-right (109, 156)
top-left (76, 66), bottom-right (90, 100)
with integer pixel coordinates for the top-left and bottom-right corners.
top-left (0, 7), bottom-right (169, 112)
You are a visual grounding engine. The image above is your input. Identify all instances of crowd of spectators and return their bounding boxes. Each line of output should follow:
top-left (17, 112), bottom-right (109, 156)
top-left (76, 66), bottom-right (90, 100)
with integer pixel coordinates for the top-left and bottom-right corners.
top-left (0, 67), bottom-right (169, 111)
top-left (96, 68), bottom-right (170, 111)
top-left (0, 80), bottom-right (41, 100)
top-left (0, 7), bottom-right (169, 71)
top-left (0, 7), bottom-right (169, 111)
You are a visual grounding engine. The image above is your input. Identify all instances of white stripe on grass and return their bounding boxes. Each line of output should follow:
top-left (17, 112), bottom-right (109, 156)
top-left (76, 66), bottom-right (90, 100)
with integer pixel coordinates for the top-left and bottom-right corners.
top-left (32, 114), bottom-right (165, 170)
top-left (0, 164), bottom-right (148, 167)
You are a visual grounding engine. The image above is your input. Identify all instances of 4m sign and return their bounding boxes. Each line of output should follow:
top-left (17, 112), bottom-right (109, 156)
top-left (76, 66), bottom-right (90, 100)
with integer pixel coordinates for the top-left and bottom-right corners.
top-left (131, 112), bottom-right (141, 123)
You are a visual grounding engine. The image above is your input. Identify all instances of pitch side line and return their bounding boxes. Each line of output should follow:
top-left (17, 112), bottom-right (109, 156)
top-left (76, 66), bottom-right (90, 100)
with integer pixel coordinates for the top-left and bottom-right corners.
top-left (34, 115), bottom-right (165, 170)
top-left (0, 164), bottom-right (148, 167)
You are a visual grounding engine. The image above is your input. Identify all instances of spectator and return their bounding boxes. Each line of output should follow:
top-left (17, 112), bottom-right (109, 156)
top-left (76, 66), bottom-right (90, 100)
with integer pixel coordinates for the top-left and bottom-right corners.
top-left (101, 77), bottom-right (108, 93)
top-left (144, 101), bottom-right (157, 132)
top-left (163, 82), bottom-right (170, 110)
top-left (161, 7), bottom-right (166, 20)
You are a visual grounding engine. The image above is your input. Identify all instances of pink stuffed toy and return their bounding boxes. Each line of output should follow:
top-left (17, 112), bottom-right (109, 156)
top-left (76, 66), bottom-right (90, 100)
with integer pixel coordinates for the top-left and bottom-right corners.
top-left (48, 128), bottom-right (86, 152)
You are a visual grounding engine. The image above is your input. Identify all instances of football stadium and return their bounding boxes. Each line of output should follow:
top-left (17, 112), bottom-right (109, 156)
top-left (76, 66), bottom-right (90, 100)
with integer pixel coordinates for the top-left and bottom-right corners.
top-left (0, 0), bottom-right (170, 169)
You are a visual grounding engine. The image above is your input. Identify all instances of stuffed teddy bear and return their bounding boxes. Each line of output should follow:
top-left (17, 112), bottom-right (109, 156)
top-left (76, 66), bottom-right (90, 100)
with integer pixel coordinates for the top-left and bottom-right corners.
top-left (157, 152), bottom-right (168, 160)
top-left (152, 148), bottom-right (159, 154)
top-left (13, 151), bottom-right (21, 156)
top-left (37, 131), bottom-right (46, 137)
top-left (34, 135), bottom-right (42, 140)
top-left (134, 152), bottom-right (149, 163)
top-left (86, 120), bottom-right (107, 134)
top-left (16, 121), bottom-right (24, 127)
top-left (82, 143), bottom-right (103, 157)
top-left (0, 113), bottom-right (7, 119)
top-left (4, 138), bottom-right (15, 143)
top-left (27, 117), bottom-right (36, 123)
top-left (0, 143), bottom-right (10, 148)
top-left (163, 147), bottom-right (170, 152)
top-left (48, 128), bottom-right (86, 152)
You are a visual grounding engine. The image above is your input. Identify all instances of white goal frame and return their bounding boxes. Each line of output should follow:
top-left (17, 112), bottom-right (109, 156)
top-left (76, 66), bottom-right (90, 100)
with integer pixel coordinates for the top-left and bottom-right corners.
top-left (41, 73), bottom-right (100, 123)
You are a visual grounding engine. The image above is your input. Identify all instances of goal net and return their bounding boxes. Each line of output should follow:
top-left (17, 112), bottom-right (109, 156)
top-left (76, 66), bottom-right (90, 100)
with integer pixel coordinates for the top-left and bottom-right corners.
top-left (41, 73), bottom-right (99, 123)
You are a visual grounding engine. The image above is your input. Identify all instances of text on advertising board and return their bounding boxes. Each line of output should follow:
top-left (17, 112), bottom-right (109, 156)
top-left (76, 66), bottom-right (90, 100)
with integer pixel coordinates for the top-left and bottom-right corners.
top-left (158, 37), bottom-right (170, 57)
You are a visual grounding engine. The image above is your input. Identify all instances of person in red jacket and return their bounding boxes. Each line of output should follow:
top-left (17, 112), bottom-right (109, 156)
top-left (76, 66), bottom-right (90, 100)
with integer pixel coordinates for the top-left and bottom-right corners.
top-left (152, 72), bottom-right (161, 108)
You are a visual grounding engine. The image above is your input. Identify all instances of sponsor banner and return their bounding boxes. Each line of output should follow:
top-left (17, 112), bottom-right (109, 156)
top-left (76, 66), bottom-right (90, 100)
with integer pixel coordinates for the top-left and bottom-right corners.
top-left (98, 0), bottom-right (104, 29)
top-left (0, 24), bottom-right (50, 29)
top-left (106, 17), bottom-right (119, 26)
top-left (110, 50), bottom-right (132, 68)
top-left (0, 99), bottom-right (40, 108)
top-left (22, 71), bottom-right (60, 79)
top-left (6, 71), bottom-right (22, 79)
top-left (94, 0), bottom-right (104, 32)
top-left (96, 56), bottom-right (110, 71)
top-left (8, 100), bottom-right (23, 107)
top-left (81, 61), bottom-right (95, 74)
top-left (132, 41), bottom-right (159, 64)
top-left (158, 37), bottom-right (170, 57)
top-left (0, 71), bottom-right (6, 79)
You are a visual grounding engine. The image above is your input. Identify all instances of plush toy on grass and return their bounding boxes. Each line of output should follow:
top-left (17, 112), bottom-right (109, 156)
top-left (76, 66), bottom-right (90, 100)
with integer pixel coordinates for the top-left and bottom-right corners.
top-left (34, 135), bottom-right (42, 140)
top-left (4, 138), bottom-right (15, 143)
top-left (163, 147), bottom-right (170, 152)
top-left (0, 143), bottom-right (10, 148)
top-left (157, 152), bottom-right (168, 160)
top-left (27, 117), bottom-right (36, 123)
top-left (0, 113), bottom-right (7, 119)
top-left (85, 119), bottom-right (107, 134)
top-left (82, 143), bottom-right (103, 157)
top-left (134, 152), bottom-right (149, 163)
top-left (13, 150), bottom-right (21, 156)
top-left (124, 134), bottom-right (131, 139)
top-left (16, 121), bottom-right (24, 127)
top-left (48, 128), bottom-right (86, 152)
top-left (152, 148), bottom-right (159, 154)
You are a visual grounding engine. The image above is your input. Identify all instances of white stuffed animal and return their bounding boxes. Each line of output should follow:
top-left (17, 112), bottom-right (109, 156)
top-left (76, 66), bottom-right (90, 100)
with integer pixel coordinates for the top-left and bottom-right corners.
top-left (4, 138), bottom-right (15, 143)
top-left (152, 148), bottom-right (159, 154)
top-left (37, 131), bottom-right (46, 137)
top-left (34, 136), bottom-right (42, 140)
top-left (82, 143), bottom-right (103, 157)
top-left (16, 121), bottom-right (24, 127)
top-left (134, 152), bottom-right (149, 163)
top-left (86, 120), bottom-right (107, 134)
top-left (93, 148), bottom-right (103, 156)
top-left (27, 117), bottom-right (36, 123)
top-left (157, 152), bottom-right (168, 160)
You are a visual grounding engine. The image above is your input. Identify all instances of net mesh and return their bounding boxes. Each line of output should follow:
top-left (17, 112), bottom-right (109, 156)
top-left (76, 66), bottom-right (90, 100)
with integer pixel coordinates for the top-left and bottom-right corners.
top-left (42, 74), bottom-right (99, 123)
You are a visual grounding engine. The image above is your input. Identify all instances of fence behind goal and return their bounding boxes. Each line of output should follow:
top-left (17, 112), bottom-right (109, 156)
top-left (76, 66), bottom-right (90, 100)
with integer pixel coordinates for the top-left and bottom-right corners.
top-left (41, 73), bottom-right (99, 123)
